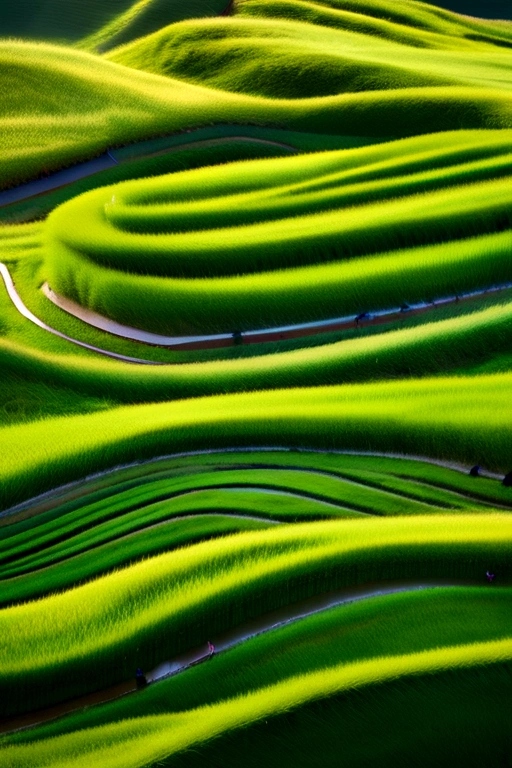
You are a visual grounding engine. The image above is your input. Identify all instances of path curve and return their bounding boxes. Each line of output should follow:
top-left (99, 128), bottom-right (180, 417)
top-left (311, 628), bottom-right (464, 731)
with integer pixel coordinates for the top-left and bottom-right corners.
top-left (0, 578), bottom-right (485, 735)
top-left (2, 263), bottom-right (512, 362)
top-left (0, 263), bottom-right (164, 365)
top-left (1, 447), bottom-right (506, 523)
top-left (42, 278), bottom-right (512, 351)
top-left (0, 133), bottom-right (296, 208)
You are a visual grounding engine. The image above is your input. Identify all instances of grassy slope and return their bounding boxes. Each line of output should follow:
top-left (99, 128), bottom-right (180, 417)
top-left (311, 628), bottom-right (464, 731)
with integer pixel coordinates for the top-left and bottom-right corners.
top-left (1, 0), bottom-right (511, 762)
top-left (106, 14), bottom-right (512, 96)
top-left (41, 130), bottom-right (512, 333)
top-left (1, 282), bottom-right (511, 412)
top-left (0, 0), bottom-right (229, 49)
top-left (0, 514), bottom-right (511, 716)
top-left (2, 587), bottom-right (511, 767)
top-left (2, 652), bottom-right (511, 767)
top-left (2, 0), bottom-right (512, 190)
top-left (0, 447), bottom-right (508, 604)
top-left (3, 218), bottom-right (512, 367)
top-left (0, 373), bottom-right (511, 512)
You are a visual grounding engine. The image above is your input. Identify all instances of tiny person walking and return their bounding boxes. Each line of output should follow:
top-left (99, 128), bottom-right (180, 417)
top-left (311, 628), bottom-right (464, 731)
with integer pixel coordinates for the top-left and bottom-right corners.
top-left (207, 641), bottom-right (215, 658)
top-left (486, 571), bottom-right (495, 584)
top-left (136, 667), bottom-right (148, 689)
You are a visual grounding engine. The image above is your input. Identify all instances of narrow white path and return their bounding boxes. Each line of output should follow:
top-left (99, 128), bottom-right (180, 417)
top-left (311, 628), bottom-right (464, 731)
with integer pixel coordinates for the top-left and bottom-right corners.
top-left (3, 262), bottom-right (512, 363)
top-left (0, 263), bottom-right (164, 364)
top-left (42, 278), bottom-right (512, 349)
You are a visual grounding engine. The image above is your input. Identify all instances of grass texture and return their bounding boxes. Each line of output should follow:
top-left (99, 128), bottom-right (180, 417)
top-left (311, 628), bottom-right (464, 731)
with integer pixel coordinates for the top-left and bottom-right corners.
top-left (1, 513), bottom-right (511, 716)
top-left (1, 587), bottom-right (511, 766)
top-left (43, 129), bottom-right (512, 333)
top-left (2, 0), bottom-right (512, 189)
top-left (0, 448), bottom-right (508, 605)
top-left (0, 372), bottom-right (511, 512)
top-left (1, 0), bottom-right (512, 762)
top-left (0, 0), bottom-right (230, 50)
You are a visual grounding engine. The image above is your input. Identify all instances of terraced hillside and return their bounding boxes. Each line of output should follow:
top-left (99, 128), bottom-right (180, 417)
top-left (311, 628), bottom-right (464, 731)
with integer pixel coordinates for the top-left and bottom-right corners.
top-left (0, 0), bottom-right (511, 766)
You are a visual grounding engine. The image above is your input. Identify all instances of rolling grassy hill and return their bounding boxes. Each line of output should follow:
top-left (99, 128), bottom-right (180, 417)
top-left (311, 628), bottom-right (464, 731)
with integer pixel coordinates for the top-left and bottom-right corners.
top-left (0, 0), bottom-right (511, 765)
top-left (0, 0), bottom-right (230, 50)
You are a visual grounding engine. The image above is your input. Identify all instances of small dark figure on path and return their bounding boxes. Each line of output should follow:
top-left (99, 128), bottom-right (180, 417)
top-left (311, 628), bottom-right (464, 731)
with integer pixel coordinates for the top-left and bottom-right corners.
top-left (355, 312), bottom-right (369, 327)
top-left (486, 571), bottom-right (496, 585)
top-left (469, 465), bottom-right (481, 477)
top-left (136, 667), bottom-right (148, 689)
top-left (503, 471), bottom-right (512, 487)
top-left (232, 330), bottom-right (243, 345)
top-left (207, 641), bottom-right (215, 658)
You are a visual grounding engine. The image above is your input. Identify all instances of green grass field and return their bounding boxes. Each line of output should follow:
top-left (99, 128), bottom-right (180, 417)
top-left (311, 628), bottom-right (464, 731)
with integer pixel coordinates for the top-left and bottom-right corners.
top-left (1, 0), bottom-right (511, 764)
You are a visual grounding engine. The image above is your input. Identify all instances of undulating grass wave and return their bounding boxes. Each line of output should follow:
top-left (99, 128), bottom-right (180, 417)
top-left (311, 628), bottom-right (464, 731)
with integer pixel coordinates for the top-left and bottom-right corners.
top-left (43, 129), bottom-right (512, 333)
top-left (0, 513), bottom-right (511, 717)
top-left (2, 587), bottom-right (512, 766)
top-left (0, 0), bottom-right (230, 51)
top-left (3, 449), bottom-right (508, 604)
top-left (2, 0), bottom-right (512, 762)
top-left (1, 373), bottom-right (511, 512)
top-left (3, 0), bottom-right (512, 190)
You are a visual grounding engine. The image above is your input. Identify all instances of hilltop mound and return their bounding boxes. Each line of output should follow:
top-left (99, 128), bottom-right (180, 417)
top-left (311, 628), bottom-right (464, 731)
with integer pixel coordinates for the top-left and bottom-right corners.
top-left (0, 0), bottom-right (229, 51)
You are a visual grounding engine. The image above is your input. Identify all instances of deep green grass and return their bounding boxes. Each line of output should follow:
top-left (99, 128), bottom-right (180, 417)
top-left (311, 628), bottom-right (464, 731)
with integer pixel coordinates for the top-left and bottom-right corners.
top-left (1, 373), bottom-right (511, 512)
top-left (3, 656), bottom-right (511, 767)
top-left (4, 222), bottom-right (512, 371)
top-left (1, 282), bottom-right (511, 424)
top-left (42, 129), bottom-right (512, 334)
top-left (0, 448), bottom-right (507, 605)
top-left (0, 513), bottom-right (511, 717)
top-left (2, 458), bottom-right (501, 586)
top-left (1, 0), bottom-right (511, 760)
top-left (2, 587), bottom-right (511, 753)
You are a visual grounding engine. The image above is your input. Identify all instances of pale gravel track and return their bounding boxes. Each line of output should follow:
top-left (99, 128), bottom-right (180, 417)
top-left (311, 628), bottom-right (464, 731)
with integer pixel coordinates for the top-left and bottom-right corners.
top-left (2, 262), bottom-right (512, 361)
top-left (42, 278), bottom-right (512, 350)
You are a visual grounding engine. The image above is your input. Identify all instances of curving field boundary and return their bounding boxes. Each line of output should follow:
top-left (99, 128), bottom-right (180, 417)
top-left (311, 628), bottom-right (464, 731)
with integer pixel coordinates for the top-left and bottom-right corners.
top-left (0, 579), bottom-right (480, 735)
top-left (2, 263), bottom-right (512, 362)
top-left (43, 277), bottom-right (512, 350)
top-left (1, 447), bottom-right (504, 524)
top-left (0, 134), bottom-right (296, 209)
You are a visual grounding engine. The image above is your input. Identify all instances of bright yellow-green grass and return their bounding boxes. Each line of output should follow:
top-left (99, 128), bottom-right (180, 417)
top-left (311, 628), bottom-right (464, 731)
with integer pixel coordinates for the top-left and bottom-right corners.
top-left (1, 372), bottom-right (511, 511)
top-left (42, 129), bottom-right (512, 333)
top-left (235, 0), bottom-right (512, 41)
top-left (1, 0), bottom-right (512, 761)
top-left (106, 13), bottom-right (512, 97)
top-left (2, 0), bottom-right (512, 189)
top-left (1, 513), bottom-right (511, 716)
top-left (1, 289), bottom-right (511, 414)
top-left (2, 639), bottom-right (511, 767)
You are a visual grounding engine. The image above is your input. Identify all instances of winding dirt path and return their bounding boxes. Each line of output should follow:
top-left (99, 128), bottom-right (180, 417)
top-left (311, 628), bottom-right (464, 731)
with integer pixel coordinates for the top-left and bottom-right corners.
top-left (0, 578), bottom-right (484, 735)
top-left (2, 262), bottom-right (512, 362)
top-left (43, 278), bottom-right (512, 351)
top-left (0, 133), bottom-right (296, 209)
top-left (1, 446), bottom-right (506, 524)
